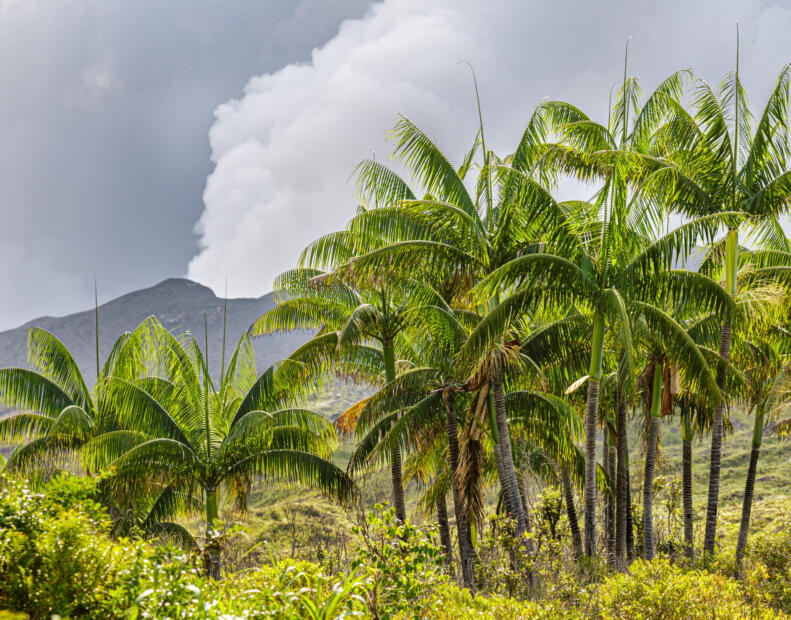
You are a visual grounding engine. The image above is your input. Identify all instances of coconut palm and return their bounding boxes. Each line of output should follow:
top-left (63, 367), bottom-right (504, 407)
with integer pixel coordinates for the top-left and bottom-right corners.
top-left (348, 301), bottom-right (590, 576)
top-left (632, 292), bottom-right (723, 561)
top-left (335, 298), bottom-right (479, 588)
top-left (470, 181), bottom-right (729, 566)
top-left (732, 331), bottom-right (789, 564)
top-left (86, 318), bottom-right (353, 579)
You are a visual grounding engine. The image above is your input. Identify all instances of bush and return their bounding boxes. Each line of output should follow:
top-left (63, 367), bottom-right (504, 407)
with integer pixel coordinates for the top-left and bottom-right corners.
top-left (5, 474), bottom-right (787, 619)
top-left (350, 503), bottom-right (447, 617)
top-left (0, 474), bottom-right (136, 618)
top-left (597, 557), bottom-right (781, 619)
top-left (429, 582), bottom-right (573, 619)
top-left (747, 524), bottom-right (791, 613)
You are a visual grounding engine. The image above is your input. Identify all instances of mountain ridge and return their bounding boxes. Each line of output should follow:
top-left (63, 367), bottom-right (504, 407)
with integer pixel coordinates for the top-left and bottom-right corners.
top-left (0, 278), bottom-right (311, 384)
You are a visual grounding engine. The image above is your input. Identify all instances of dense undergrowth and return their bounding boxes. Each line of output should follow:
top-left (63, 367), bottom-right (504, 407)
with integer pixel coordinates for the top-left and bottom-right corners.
top-left (1, 474), bottom-right (789, 619)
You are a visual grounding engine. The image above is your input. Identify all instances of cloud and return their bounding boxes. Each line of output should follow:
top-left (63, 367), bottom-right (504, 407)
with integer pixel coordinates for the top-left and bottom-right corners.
top-left (189, 0), bottom-right (791, 297)
top-left (0, 0), bottom-right (370, 329)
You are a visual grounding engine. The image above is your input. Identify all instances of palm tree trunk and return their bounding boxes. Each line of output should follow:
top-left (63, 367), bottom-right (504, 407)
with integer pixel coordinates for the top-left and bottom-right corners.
top-left (205, 485), bottom-right (221, 580)
top-left (736, 404), bottom-right (764, 565)
top-left (390, 446), bottom-right (407, 523)
top-left (643, 363), bottom-right (663, 560)
top-left (490, 361), bottom-right (527, 537)
top-left (437, 492), bottom-right (454, 567)
top-left (603, 431), bottom-right (615, 567)
top-left (584, 312), bottom-right (605, 557)
top-left (615, 393), bottom-right (628, 570)
top-left (626, 449), bottom-right (635, 563)
top-left (383, 342), bottom-right (407, 523)
top-left (703, 316), bottom-right (731, 555)
top-left (561, 465), bottom-right (583, 559)
top-left (443, 390), bottom-right (475, 591)
top-left (681, 404), bottom-right (694, 560)
top-left (704, 229), bottom-right (737, 555)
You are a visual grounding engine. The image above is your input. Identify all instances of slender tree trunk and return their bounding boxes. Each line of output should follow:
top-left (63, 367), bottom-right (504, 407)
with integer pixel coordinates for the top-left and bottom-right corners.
top-left (437, 492), bottom-right (454, 567)
top-left (643, 363), bottom-right (663, 560)
top-left (443, 390), bottom-right (475, 590)
top-left (205, 485), bottom-right (221, 580)
top-left (626, 450), bottom-right (635, 563)
top-left (681, 405), bottom-right (694, 560)
top-left (704, 229), bottom-right (737, 555)
top-left (490, 362), bottom-right (527, 537)
top-left (390, 446), bottom-right (407, 523)
top-left (383, 342), bottom-right (407, 523)
top-left (736, 405), bottom-right (764, 565)
top-left (584, 312), bottom-right (605, 557)
top-left (604, 431), bottom-right (615, 567)
top-left (615, 394), bottom-right (628, 571)
top-left (561, 466), bottom-right (583, 559)
top-left (703, 317), bottom-right (732, 555)
top-left (584, 379), bottom-right (600, 558)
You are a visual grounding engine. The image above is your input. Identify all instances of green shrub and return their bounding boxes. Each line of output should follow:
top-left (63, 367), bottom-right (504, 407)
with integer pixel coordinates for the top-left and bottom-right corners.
top-left (7, 473), bottom-right (787, 619)
top-left (0, 474), bottom-right (132, 618)
top-left (350, 503), bottom-right (447, 618)
top-left (597, 557), bottom-right (781, 619)
top-left (429, 582), bottom-right (573, 619)
top-left (747, 524), bottom-right (791, 613)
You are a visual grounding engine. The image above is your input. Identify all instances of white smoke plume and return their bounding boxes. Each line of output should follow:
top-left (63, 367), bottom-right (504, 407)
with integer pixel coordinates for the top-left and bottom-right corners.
top-left (189, 0), bottom-right (791, 296)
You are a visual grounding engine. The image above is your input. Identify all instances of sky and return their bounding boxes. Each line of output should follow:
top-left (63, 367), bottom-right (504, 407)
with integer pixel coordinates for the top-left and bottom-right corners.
top-left (2, 0), bottom-right (791, 330)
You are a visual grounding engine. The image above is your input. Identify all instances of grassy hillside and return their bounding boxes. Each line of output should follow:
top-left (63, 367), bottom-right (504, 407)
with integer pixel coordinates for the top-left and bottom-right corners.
top-left (226, 387), bottom-right (791, 564)
top-left (651, 407), bottom-right (791, 550)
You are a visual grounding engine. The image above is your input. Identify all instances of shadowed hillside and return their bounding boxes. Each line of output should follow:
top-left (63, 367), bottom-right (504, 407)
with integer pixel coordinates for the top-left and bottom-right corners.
top-left (0, 278), bottom-right (311, 384)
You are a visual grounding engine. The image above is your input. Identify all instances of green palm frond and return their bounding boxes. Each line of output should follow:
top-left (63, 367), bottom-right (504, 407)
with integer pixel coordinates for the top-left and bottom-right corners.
top-left (353, 158), bottom-right (416, 207)
top-left (224, 449), bottom-right (355, 504)
top-left (27, 328), bottom-right (92, 410)
top-left (82, 430), bottom-right (148, 472)
top-left (0, 412), bottom-right (55, 444)
top-left (49, 405), bottom-right (94, 441)
top-left (390, 115), bottom-right (476, 216)
top-left (0, 368), bottom-right (75, 420)
top-left (106, 378), bottom-right (193, 447)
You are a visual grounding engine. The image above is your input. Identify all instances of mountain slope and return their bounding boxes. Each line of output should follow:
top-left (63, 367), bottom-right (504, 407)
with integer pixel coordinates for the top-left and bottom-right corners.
top-left (0, 278), bottom-right (311, 383)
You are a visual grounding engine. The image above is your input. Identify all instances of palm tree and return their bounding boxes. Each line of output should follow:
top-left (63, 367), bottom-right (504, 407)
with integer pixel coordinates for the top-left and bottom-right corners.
top-left (319, 118), bottom-right (564, 538)
top-left (508, 58), bottom-right (710, 557)
top-left (647, 53), bottom-right (791, 554)
top-left (252, 267), bottom-right (452, 524)
top-left (732, 334), bottom-right (786, 564)
top-left (472, 184), bottom-right (728, 566)
top-left (633, 294), bottom-right (721, 561)
top-left (87, 318), bottom-right (353, 578)
top-left (0, 327), bottom-right (133, 472)
top-left (269, 110), bottom-right (560, 533)
top-left (336, 299), bottom-right (479, 588)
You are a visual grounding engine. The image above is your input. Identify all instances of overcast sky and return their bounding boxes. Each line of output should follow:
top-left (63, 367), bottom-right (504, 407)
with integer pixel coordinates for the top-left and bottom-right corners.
top-left (2, 0), bottom-right (791, 330)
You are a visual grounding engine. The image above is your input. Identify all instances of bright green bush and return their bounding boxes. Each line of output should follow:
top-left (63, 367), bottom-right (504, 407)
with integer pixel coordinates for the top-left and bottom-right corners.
top-left (350, 503), bottom-right (447, 618)
top-left (747, 524), bottom-right (791, 613)
top-left (206, 560), bottom-right (372, 619)
top-left (428, 582), bottom-right (573, 619)
top-left (4, 474), bottom-right (788, 619)
top-left (0, 474), bottom-right (134, 618)
top-left (597, 557), bottom-right (782, 619)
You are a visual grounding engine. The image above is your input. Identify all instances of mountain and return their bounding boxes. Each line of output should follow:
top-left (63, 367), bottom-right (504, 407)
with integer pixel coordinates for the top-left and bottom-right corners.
top-left (0, 278), bottom-right (311, 384)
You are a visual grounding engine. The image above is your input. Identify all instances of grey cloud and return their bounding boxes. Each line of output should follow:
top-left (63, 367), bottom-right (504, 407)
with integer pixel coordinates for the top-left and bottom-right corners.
top-left (189, 0), bottom-right (791, 297)
top-left (0, 0), bottom-right (370, 329)
top-left (2, 0), bottom-right (790, 330)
